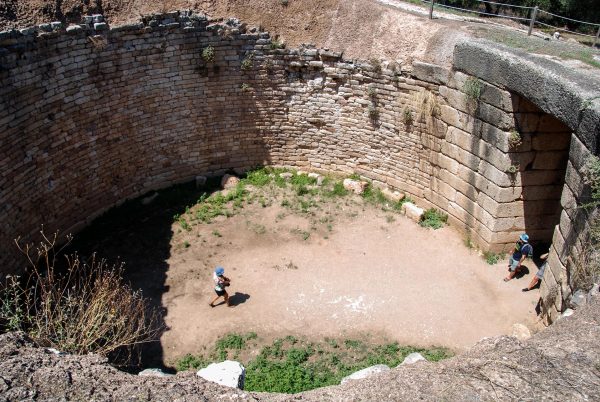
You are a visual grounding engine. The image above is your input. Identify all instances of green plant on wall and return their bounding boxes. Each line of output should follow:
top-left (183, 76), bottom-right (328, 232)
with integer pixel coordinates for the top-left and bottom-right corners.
top-left (506, 164), bottom-right (519, 174)
top-left (508, 130), bottom-right (522, 148)
top-left (403, 107), bottom-right (413, 126)
top-left (463, 77), bottom-right (482, 102)
top-left (241, 54), bottom-right (254, 71)
top-left (202, 45), bottom-right (215, 62)
top-left (368, 105), bottom-right (379, 120)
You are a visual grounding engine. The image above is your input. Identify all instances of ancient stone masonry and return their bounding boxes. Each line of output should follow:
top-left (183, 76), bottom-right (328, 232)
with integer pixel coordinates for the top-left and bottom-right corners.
top-left (1, 12), bottom-right (599, 321)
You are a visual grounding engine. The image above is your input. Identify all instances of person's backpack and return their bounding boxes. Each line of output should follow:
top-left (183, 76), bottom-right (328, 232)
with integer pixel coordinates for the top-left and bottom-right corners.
top-left (522, 243), bottom-right (533, 258)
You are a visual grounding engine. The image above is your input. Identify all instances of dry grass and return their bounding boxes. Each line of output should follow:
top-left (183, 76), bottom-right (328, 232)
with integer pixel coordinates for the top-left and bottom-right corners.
top-left (0, 231), bottom-right (162, 366)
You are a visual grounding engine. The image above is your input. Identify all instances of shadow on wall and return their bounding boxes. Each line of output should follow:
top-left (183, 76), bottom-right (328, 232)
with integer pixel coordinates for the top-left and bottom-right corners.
top-left (511, 95), bottom-right (571, 250)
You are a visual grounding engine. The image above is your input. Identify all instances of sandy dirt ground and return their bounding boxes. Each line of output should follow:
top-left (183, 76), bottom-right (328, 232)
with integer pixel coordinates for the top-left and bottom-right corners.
top-left (159, 195), bottom-right (540, 364)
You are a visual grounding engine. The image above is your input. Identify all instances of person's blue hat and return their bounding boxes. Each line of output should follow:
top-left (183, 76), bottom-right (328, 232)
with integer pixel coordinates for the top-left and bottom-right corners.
top-left (215, 266), bottom-right (225, 276)
top-left (519, 233), bottom-right (529, 242)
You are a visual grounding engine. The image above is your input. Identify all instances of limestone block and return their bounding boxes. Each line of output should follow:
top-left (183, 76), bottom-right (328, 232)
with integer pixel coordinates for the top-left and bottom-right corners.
top-left (341, 365), bottom-right (390, 384)
top-left (532, 132), bottom-right (572, 151)
top-left (411, 61), bottom-right (450, 85)
top-left (532, 151), bottom-right (569, 171)
top-left (399, 352), bottom-right (426, 366)
top-left (514, 112), bottom-right (539, 133)
top-left (511, 323), bottom-right (531, 341)
top-left (94, 22), bottom-right (108, 31)
top-left (197, 361), bottom-right (245, 389)
top-left (479, 83), bottom-right (514, 113)
top-left (382, 188), bottom-right (404, 202)
top-left (343, 178), bottom-right (368, 195)
top-left (402, 202), bottom-right (424, 222)
top-left (221, 174), bottom-right (240, 189)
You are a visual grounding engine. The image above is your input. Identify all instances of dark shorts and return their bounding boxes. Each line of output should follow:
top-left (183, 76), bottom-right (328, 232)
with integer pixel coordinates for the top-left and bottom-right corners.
top-left (215, 288), bottom-right (226, 296)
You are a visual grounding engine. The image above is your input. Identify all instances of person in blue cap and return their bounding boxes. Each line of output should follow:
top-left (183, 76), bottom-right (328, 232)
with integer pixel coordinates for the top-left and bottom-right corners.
top-left (504, 233), bottom-right (533, 282)
top-left (209, 266), bottom-right (231, 307)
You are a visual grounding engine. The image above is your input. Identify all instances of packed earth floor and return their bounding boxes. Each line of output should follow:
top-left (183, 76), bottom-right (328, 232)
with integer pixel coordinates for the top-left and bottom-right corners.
top-left (72, 169), bottom-right (541, 367)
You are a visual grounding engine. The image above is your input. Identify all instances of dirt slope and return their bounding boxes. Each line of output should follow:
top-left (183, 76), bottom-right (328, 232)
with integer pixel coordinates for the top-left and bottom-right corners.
top-left (0, 0), bottom-right (462, 65)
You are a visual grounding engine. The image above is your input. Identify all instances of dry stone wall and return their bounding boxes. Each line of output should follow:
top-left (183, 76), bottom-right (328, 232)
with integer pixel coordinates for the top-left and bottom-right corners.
top-left (1, 12), bottom-right (599, 321)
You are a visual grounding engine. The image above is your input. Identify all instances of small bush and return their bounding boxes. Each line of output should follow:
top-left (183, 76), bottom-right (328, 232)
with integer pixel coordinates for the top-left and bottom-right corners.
top-left (369, 58), bottom-right (382, 73)
top-left (420, 208), bottom-right (448, 229)
top-left (202, 45), bottom-right (215, 62)
top-left (367, 85), bottom-right (377, 98)
top-left (280, 0), bottom-right (289, 6)
top-left (506, 164), bottom-right (519, 174)
top-left (0, 232), bottom-right (162, 366)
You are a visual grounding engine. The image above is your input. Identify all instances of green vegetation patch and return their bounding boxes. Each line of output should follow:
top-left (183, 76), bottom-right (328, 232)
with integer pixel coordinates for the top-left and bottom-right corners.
top-left (420, 208), bottom-right (448, 229)
top-left (176, 333), bottom-right (453, 393)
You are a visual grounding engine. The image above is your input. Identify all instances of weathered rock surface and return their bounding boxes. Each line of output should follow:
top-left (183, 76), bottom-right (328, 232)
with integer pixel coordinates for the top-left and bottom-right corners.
top-left (1, 297), bottom-right (599, 401)
top-left (340, 364), bottom-right (390, 384)
top-left (138, 368), bottom-right (173, 377)
top-left (511, 323), bottom-right (532, 341)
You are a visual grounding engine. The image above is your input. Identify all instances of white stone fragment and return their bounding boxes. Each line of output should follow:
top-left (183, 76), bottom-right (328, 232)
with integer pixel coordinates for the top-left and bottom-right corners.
top-left (399, 352), bottom-right (426, 366)
top-left (138, 368), bottom-right (173, 377)
top-left (382, 188), bottom-right (404, 202)
top-left (343, 178), bottom-right (368, 195)
top-left (340, 364), bottom-right (390, 384)
top-left (402, 202), bottom-right (424, 222)
top-left (511, 323), bottom-right (531, 341)
top-left (197, 360), bottom-right (246, 389)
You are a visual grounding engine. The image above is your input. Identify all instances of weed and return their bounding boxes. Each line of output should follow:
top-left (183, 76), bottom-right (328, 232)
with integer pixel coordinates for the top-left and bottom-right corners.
top-left (386, 215), bottom-right (396, 223)
top-left (508, 130), bottom-right (522, 148)
top-left (326, 181), bottom-right (349, 197)
top-left (368, 105), bottom-right (380, 120)
top-left (245, 168), bottom-right (271, 186)
top-left (241, 82), bottom-right (252, 92)
top-left (484, 251), bottom-right (503, 265)
top-left (506, 164), bottom-right (519, 174)
top-left (302, 231), bottom-right (310, 240)
top-left (280, 0), bottom-right (289, 5)
top-left (88, 35), bottom-right (108, 51)
top-left (183, 241), bottom-right (190, 248)
top-left (270, 40), bottom-right (285, 50)
top-left (367, 85), bottom-right (377, 98)
top-left (202, 45), bottom-right (215, 62)
top-left (420, 208), bottom-right (448, 229)
top-left (403, 107), bottom-right (413, 126)
top-left (241, 54), bottom-right (254, 71)
top-left (281, 199), bottom-right (291, 207)
top-left (212, 230), bottom-right (222, 237)
top-left (176, 334), bottom-right (453, 393)
top-left (176, 353), bottom-right (208, 371)
top-left (463, 77), bottom-right (482, 102)
top-left (369, 58), bottom-right (382, 73)
top-left (464, 235), bottom-right (475, 249)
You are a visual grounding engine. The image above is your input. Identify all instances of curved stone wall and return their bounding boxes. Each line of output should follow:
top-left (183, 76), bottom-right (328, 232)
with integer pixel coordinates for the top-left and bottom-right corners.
top-left (1, 12), bottom-right (599, 321)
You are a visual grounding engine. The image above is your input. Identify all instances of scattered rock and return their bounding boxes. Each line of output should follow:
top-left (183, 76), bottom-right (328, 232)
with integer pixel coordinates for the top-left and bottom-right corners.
top-left (511, 323), bottom-right (531, 341)
top-left (588, 284), bottom-right (599, 303)
top-left (195, 175), bottom-right (207, 188)
top-left (401, 202), bottom-right (424, 222)
top-left (46, 348), bottom-right (65, 356)
top-left (382, 188), bottom-right (404, 202)
top-left (561, 308), bottom-right (574, 318)
top-left (399, 352), bottom-right (425, 366)
top-left (138, 368), bottom-right (173, 377)
top-left (221, 174), bottom-right (240, 189)
top-left (308, 172), bottom-right (324, 186)
top-left (570, 289), bottom-right (587, 309)
top-left (340, 364), bottom-right (390, 384)
top-left (279, 172), bottom-right (293, 180)
top-left (141, 192), bottom-right (158, 205)
top-left (343, 178), bottom-right (368, 195)
top-left (297, 170), bottom-right (308, 176)
top-left (552, 31), bottom-right (561, 40)
top-left (197, 361), bottom-right (246, 389)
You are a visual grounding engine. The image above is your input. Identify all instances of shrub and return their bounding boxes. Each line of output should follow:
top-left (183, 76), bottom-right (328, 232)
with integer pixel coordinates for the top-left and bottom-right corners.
top-left (419, 208), bottom-right (448, 229)
top-left (202, 45), bottom-right (215, 62)
top-left (369, 58), bottom-right (382, 73)
top-left (0, 232), bottom-right (162, 366)
top-left (270, 40), bottom-right (285, 50)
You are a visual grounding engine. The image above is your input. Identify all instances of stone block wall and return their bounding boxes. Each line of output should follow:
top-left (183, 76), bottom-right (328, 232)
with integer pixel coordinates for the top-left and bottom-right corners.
top-left (1, 13), bottom-right (598, 323)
